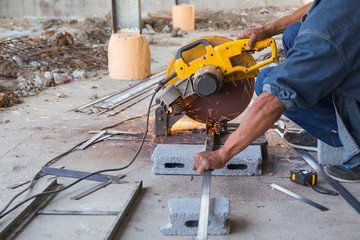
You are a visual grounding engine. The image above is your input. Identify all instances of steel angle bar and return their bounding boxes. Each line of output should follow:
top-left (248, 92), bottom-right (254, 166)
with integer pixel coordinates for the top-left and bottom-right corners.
top-left (297, 150), bottom-right (360, 215)
top-left (105, 181), bottom-right (142, 240)
top-left (104, 91), bottom-right (155, 117)
top-left (36, 210), bottom-right (119, 216)
top-left (71, 173), bottom-right (126, 200)
top-left (98, 86), bottom-right (155, 116)
top-left (0, 180), bottom-right (62, 240)
top-left (105, 135), bottom-right (152, 142)
top-left (74, 79), bottom-right (149, 113)
top-left (96, 73), bottom-right (164, 109)
top-left (41, 167), bottom-right (125, 184)
top-left (89, 130), bottom-right (143, 135)
top-left (112, 0), bottom-right (141, 33)
top-left (77, 130), bottom-right (107, 150)
top-left (105, 83), bottom-right (155, 111)
top-left (74, 72), bottom-right (165, 113)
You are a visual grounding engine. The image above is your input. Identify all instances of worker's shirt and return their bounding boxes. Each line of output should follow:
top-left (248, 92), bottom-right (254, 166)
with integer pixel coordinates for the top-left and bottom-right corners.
top-left (263, 0), bottom-right (360, 167)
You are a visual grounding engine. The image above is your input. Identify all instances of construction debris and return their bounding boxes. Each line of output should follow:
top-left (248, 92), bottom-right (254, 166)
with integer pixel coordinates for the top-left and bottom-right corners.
top-left (0, 35), bottom-right (107, 72)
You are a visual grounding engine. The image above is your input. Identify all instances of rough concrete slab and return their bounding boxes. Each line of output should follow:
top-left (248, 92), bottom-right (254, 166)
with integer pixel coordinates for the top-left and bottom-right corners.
top-left (317, 140), bottom-right (343, 165)
top-left (160, 197), bottom-right (230, 236)
top-left (152, 144), bottom-right (262, 176)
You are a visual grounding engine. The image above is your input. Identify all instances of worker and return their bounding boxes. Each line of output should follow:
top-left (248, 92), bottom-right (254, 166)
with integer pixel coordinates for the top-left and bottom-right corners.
top-left (193, 0), bottom-right (360, 182)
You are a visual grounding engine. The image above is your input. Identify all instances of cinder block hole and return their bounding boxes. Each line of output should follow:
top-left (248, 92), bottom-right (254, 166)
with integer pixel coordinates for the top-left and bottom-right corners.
top-left (185, 220), bottom-right (198, 228)
top-left (164, 163), bottom-right (185, 168)
top-left (227, 164), bottom-right (248, 170)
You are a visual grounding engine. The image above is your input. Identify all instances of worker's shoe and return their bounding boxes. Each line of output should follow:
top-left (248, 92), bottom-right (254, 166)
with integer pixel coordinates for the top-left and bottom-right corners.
top-left (324, 165), bottom-right (360, 183)
top-left (283, 131), bottom-right (317, 151)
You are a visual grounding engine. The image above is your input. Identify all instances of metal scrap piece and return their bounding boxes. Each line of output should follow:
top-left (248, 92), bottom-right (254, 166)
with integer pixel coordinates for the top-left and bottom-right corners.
top-left (41, 167), bottom-right (125, 184)
top-left (269, 183), bottom-right (329, 211)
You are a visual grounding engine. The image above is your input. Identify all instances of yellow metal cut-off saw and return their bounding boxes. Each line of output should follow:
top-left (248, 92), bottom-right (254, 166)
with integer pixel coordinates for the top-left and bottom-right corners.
top-left (154, 36), bottom-right (277, 136)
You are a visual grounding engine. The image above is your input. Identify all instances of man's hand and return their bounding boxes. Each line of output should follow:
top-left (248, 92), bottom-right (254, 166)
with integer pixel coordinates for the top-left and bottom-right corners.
top-left (192, 150), bottom-right (227, 175)
top-left (237, 27), bottom-right (269, 50)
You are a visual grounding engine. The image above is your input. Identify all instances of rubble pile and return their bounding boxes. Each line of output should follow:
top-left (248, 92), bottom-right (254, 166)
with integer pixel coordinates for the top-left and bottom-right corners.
top-left (0, 8), bottom-right (285, 108)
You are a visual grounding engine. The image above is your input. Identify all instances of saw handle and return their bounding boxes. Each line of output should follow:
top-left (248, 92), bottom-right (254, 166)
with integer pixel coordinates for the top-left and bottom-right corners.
top-left (175, 39), bottom-right (212, 61)
top-left (214, 38), bottom-right (277, 74)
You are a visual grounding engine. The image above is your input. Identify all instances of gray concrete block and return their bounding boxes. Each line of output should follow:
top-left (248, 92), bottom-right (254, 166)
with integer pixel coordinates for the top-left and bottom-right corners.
top-left (317, 140), bottom-right (344, 165)
top-left (161, 197), bottom-right (230, 236)
top-left (151, 144), bottom-right (262, 176)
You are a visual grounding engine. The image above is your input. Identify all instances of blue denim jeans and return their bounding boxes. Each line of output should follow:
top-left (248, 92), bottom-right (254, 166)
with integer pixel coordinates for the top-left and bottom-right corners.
top-left (255, 22), bottom-right (342, 147)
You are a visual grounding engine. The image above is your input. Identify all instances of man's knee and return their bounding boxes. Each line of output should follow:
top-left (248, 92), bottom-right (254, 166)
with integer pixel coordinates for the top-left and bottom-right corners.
top-left (255, 67), bottom-right (275, 96)
top-left (282, 22), bottom-right (301, 55)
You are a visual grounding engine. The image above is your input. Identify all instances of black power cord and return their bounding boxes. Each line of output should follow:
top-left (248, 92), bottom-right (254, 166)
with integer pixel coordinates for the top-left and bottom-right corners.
top-left (0, 90), bottom-right (158, 220)
top-left (0, 71), bottom-right (178, 220)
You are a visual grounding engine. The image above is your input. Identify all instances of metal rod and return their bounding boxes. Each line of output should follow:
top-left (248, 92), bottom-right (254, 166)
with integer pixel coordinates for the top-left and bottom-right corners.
top-left (41, 167), bottom-right (125, 184)
top-left (297, 150), bottom-right (360, 215)
top-left (77, 130), bottom-right (107, 150)
top-left (105, 181), bottom-right (143, 240)
top-left (269, 183), bottom-right (329, 211)
top-left (36, 210), bottom-right (120, 216)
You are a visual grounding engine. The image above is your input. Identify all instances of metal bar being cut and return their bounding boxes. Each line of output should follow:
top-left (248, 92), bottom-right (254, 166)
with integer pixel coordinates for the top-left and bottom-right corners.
top-left (197, 120), bottom-right (216, 240)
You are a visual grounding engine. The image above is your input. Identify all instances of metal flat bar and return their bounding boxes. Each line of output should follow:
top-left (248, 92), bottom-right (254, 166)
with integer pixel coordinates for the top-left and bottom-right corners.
top-left (197, 121), bottom-right (215, 240)
top-left (41, 167), bottom-right (124, 184)
top-left (197, 170), bottom-right (211, 240)
top-left (112, 0), bottom-right (141, 33)
top-left (105, 136), bottom-right (152, 141)
top-left (297, 150), bottom-right (360, 215)
top-left (89, 130), bottom-right (142, 135)
top-left (36, 210), bottom-right (119, 216)
top-left (269, 183), bottom-right (329, 211)
top-left (71, 182), bottom-right (111, 200)
top-left (0, 180), bottom-right (62, 240)
top-left (105, 181), bottom-right (142, 240)
top-left (71, 174), bottom-right (126, 200)
top-left (77, 130), bottom-right (107, 150)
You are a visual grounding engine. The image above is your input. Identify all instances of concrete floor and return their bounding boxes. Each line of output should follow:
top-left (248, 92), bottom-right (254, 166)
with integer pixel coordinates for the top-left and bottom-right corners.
top-left (1, 30), bottom-right (360, 239)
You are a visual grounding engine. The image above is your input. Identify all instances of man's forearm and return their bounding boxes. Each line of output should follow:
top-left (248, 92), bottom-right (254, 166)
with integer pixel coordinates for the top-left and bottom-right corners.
top-left (218, 92), bottom-right (285, 163)
top-left (263, 2), bottom-right (312, 37)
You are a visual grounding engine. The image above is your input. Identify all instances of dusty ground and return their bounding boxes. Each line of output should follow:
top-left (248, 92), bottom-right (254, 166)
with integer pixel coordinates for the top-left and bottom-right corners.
top-left (0, 7), bottom-right (360, 240)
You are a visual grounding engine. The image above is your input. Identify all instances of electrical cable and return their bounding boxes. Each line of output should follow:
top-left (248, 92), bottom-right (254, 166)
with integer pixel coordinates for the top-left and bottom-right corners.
top-left (0, 88), bottom-right (159, 220)
top-left (305, 182), bottom-right (339, 196)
